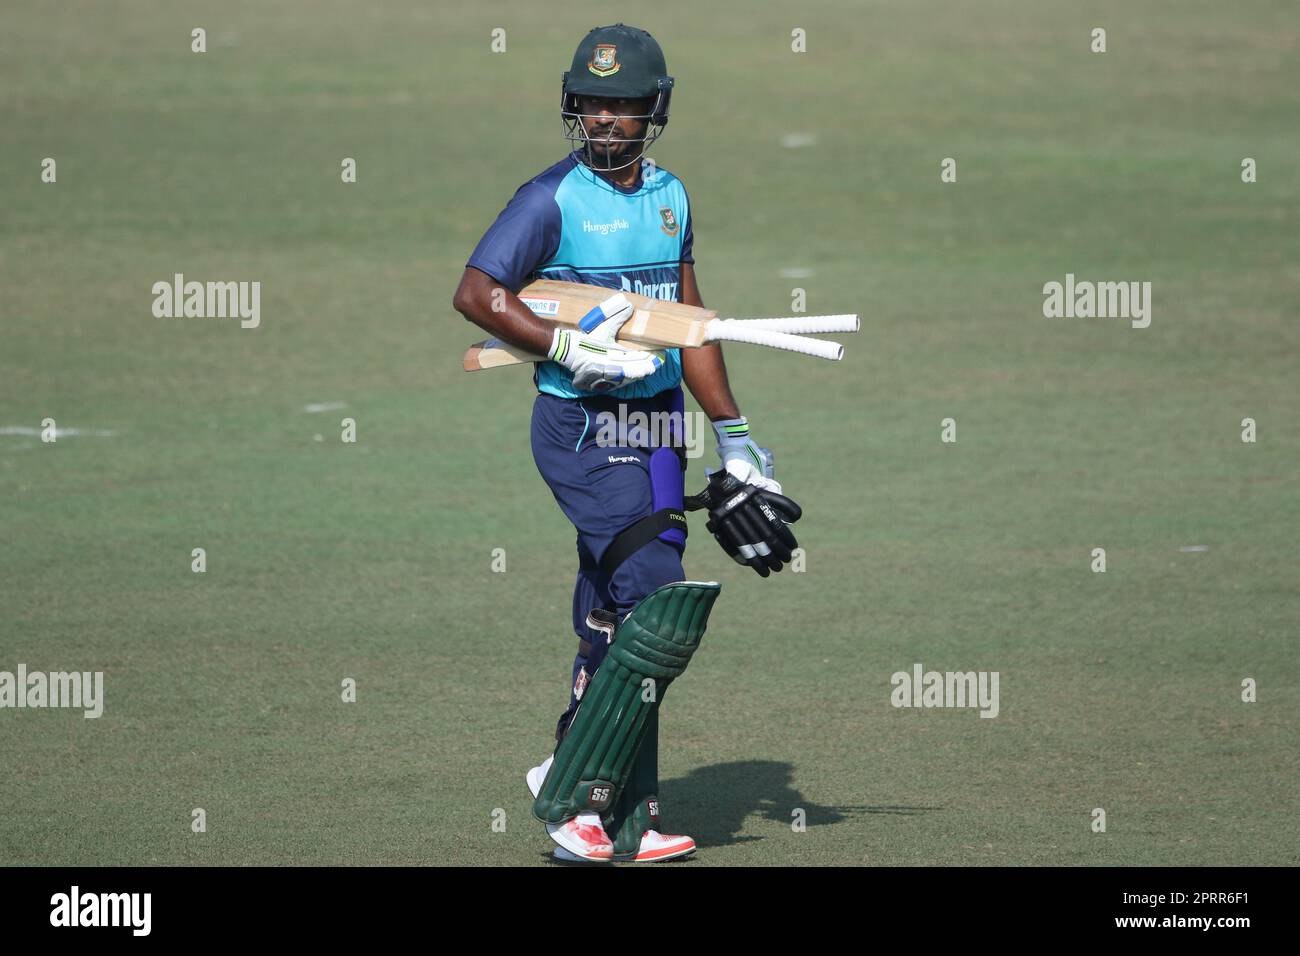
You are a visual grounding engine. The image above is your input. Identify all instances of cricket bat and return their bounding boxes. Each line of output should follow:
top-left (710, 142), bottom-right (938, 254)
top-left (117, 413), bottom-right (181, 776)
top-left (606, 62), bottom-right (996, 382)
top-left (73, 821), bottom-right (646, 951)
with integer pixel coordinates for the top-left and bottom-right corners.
top-left (462, 279), bottom-right (858, 371)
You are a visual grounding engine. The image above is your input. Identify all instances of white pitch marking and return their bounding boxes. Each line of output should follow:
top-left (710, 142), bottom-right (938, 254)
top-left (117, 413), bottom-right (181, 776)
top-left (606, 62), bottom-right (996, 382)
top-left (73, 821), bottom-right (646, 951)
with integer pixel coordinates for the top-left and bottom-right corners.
top-left (780, 133), bottom-right (817, 148)
top-left (303, 402), bottom-right (346, 413)
top-left (779, 267), bottom-right (814, 279)
top-left (1177, 545), bottom-right (1210, 552)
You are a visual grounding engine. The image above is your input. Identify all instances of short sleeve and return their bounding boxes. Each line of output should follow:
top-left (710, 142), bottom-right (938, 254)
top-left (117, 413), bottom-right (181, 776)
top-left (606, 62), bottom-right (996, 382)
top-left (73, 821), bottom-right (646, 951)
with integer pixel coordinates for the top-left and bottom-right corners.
top-left (680, 205), bottom-right (694, 265)
top-left (465, 181), bottom-right (562, 291)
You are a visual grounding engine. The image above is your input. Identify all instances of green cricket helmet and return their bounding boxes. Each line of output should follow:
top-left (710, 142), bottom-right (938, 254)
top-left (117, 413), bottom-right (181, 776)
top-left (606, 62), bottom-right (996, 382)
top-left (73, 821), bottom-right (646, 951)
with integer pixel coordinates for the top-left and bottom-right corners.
top-left (561, 23), bottom-right (675, 173)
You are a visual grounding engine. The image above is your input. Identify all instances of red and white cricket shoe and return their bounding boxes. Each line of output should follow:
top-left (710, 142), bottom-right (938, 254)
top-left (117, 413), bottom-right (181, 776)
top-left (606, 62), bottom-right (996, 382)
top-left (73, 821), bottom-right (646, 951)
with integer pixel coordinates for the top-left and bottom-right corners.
top-left (550, 829), bottom-right (695, 863)
top-left (626, 829), bottom-right (696, 862)
top-left (527, 755), bottom-right (694, 862)
top-left (547, 813), bottom-right (615, 862)
top-left (526, 755), bottom-right (614, 863)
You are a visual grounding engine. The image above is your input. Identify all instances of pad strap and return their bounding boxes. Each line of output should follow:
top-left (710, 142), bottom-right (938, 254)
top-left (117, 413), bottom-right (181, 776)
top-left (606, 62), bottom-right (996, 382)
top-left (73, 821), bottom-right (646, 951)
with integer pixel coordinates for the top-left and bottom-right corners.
top-left (599, 508), bottom-right (687, 580)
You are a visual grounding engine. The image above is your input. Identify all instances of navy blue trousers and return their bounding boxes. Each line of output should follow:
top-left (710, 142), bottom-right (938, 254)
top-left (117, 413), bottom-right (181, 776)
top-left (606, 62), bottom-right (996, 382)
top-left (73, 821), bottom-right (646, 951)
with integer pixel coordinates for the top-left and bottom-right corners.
top-left (529, 387), bottom-right (688, 743)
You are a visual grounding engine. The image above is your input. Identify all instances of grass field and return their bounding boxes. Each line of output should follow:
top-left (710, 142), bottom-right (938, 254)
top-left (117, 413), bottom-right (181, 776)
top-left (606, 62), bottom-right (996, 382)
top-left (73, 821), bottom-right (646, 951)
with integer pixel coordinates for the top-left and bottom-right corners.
top-left (2, 0), bottom-right (1297, 866)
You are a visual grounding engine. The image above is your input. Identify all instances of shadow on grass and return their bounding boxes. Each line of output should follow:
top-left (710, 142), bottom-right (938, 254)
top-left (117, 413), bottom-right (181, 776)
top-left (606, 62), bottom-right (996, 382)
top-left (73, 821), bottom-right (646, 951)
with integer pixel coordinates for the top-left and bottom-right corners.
top-left (530, 759), bottom-right (941, 862)
top-left (663, 760), bottom-right (942, 848)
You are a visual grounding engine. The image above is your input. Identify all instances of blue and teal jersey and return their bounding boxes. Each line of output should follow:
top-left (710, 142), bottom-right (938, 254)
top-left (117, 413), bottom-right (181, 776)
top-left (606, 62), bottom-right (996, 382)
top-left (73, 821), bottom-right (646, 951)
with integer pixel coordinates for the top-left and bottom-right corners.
top-left (465, 151), bottom-right (694, 399)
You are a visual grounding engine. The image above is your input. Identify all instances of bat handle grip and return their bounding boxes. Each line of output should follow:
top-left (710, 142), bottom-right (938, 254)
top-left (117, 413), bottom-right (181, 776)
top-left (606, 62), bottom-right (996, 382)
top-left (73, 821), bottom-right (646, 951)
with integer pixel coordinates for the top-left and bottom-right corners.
top-left (733, 314), bottom-right (860, 334)
top-left (709, 321), bottom-right (844, 360)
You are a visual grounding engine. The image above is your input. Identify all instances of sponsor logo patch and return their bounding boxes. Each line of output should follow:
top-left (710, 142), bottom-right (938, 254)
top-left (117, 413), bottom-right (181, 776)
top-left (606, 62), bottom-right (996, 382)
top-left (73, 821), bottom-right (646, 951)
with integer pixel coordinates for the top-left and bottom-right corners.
top-left (521, 296), bottom-right (561, 317)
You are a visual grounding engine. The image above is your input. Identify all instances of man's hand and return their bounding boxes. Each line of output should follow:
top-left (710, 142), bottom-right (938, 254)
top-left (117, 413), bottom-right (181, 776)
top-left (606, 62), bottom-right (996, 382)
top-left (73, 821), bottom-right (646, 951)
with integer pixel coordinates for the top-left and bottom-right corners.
top-left (549, 293), bottom-right (666, 392)
top-left (707, 417), bottom-right (782, 494)
top-left (685, 468), bottom-right (803, 577)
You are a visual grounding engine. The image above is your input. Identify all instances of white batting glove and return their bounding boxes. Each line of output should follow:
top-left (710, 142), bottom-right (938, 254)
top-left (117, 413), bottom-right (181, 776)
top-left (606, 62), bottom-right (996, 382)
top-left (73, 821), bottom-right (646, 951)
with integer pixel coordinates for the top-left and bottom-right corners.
top-left (548, 292), bottom-right (666, 393)
top-left (706, 417), bottom-right (783, 494)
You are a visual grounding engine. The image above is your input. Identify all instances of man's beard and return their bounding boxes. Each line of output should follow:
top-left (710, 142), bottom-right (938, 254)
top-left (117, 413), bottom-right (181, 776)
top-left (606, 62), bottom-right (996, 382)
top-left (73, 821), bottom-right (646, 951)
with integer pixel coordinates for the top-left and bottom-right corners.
top-left (579, 127), bottom-right (646, 172)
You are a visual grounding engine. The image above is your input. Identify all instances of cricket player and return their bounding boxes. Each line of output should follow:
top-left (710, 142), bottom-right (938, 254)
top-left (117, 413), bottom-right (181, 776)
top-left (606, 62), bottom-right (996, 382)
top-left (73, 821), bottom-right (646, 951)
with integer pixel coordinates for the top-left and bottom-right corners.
top-left (452, 23), bottom-right (799, 863)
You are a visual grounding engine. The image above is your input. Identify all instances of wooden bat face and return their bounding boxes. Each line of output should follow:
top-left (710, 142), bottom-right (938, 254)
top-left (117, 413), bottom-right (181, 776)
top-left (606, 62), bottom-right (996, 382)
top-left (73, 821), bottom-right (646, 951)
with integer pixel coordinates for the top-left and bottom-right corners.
top-left (516, 279), bottom-right (716, 348)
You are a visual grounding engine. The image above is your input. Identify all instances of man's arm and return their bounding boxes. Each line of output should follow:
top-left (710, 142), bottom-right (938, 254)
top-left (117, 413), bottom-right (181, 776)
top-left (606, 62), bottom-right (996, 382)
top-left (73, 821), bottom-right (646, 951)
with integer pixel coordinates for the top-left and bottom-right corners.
top-left (679, 262), bottom-right (742, 420)
top-left (451, 266), bottom-right (554, 356)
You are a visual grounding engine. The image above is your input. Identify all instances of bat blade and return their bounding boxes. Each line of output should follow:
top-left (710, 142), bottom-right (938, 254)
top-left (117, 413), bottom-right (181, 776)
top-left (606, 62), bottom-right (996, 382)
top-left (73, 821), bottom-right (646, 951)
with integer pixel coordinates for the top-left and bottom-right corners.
top-left (463, 338), bottom-right (544, 371)
top-left (517, 279), bottom-right (715, 348)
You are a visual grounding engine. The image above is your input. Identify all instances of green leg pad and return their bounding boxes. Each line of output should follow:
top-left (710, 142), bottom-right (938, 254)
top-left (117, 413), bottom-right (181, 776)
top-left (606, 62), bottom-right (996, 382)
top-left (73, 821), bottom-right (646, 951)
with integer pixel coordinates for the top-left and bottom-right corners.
top-left (533, 581), bottom-right (719, 826)
top-left (607, 706), bottom-right (662, 858)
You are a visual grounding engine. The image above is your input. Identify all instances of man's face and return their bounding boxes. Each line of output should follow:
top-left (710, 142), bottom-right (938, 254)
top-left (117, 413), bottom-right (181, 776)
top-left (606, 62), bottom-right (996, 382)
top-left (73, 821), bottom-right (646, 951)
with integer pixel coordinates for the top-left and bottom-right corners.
top-left (577, 94), bottom-right (654, 161)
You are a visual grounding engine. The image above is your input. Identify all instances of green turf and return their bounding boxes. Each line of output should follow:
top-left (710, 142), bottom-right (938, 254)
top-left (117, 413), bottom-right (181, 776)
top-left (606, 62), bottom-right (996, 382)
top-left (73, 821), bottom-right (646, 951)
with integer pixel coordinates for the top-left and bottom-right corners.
top-left (2, 0), bottom-right (1297, 866)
